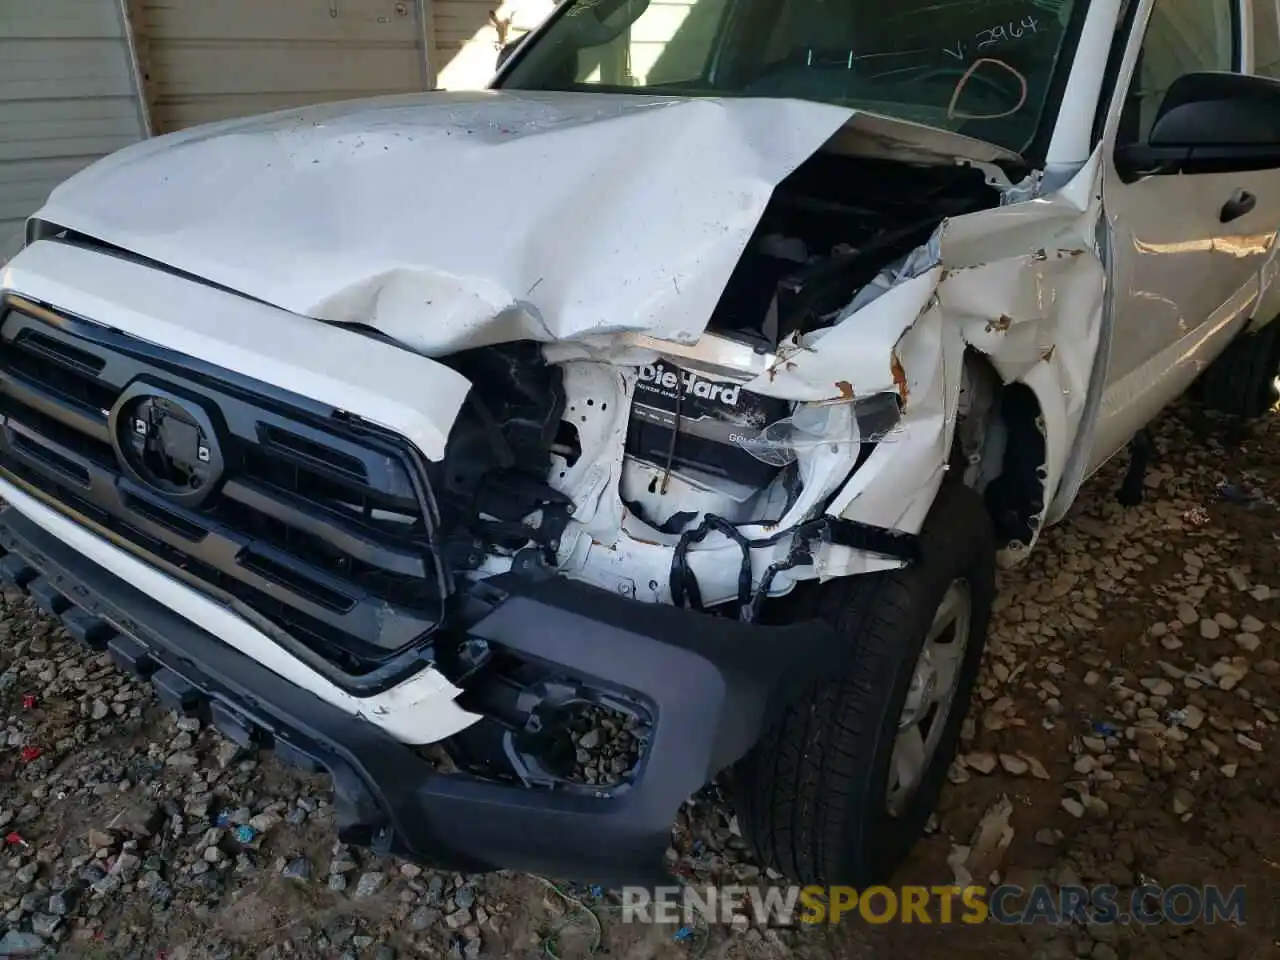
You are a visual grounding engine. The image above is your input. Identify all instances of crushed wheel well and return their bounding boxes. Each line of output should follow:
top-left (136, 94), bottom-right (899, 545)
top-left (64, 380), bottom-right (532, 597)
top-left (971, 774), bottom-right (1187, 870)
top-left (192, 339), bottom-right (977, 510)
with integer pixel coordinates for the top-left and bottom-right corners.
top-left (954, 354), bottom-right (1047, 550)
top-left (982, 382), bottom-right (1047, 548)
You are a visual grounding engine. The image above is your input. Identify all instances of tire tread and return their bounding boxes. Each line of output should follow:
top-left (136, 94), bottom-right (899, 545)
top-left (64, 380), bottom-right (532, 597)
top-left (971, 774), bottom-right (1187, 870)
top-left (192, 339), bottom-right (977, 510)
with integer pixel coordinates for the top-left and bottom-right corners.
top-left (736, 484), bottom-right (994, 884)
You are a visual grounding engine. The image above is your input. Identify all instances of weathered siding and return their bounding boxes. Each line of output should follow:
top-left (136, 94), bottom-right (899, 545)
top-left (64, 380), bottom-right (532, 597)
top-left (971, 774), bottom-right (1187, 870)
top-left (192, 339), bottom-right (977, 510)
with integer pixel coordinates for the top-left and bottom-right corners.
top-left (0, 0), bottom-right (146, 256)
top-left (140, 0), bottom-right (427, 132)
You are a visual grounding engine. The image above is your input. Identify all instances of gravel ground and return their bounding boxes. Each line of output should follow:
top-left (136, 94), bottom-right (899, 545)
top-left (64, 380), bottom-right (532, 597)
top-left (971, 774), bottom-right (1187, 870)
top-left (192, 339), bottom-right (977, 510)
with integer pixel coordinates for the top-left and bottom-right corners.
top-left (0, 399), bottom-right (1276, 960)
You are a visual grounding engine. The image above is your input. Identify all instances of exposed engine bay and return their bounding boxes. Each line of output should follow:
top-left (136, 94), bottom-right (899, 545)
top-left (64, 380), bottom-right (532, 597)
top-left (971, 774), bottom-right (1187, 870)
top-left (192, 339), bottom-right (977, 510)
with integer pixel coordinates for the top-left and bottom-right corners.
top-left (709, 154), bottom-right (996, 348)
top-left (435, 150), bottom-right (999, 617)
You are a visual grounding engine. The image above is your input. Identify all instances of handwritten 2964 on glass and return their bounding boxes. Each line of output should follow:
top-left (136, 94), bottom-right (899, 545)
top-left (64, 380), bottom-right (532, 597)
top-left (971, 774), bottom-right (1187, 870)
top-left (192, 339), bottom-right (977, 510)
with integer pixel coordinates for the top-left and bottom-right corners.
top-left (943, 15), bottom-right (1045, 61)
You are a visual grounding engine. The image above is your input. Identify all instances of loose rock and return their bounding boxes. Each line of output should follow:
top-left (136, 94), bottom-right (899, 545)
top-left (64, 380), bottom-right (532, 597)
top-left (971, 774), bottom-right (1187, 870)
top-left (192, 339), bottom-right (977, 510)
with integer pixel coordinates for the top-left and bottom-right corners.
top-left (355, 872), bottom-right (386, 899)
top-left (1172, 788), bottom-right (1194, 815)
top-left (0, 931), bottom-right (44, 956)
top-left (998, 754), bottom-right (1029, 776)
top-left (964, 752), bottom-right (998, 775)
top-left (281, 857), bottom-right (312, 882)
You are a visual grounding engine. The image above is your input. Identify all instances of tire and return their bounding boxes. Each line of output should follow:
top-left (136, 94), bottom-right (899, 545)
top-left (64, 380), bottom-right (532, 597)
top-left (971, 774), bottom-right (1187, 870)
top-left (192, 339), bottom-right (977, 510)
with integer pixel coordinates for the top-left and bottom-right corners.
top-left (734, 483), bottom-right (995, 886)
top-left (1199, 321), bottom-right (1280, 418)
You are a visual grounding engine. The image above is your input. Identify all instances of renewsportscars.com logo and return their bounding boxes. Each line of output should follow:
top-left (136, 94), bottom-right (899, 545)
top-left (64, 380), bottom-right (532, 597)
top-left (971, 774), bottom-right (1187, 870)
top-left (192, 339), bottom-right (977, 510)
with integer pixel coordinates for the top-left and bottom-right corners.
top-left (618, 884), bottom-right (1247, 926)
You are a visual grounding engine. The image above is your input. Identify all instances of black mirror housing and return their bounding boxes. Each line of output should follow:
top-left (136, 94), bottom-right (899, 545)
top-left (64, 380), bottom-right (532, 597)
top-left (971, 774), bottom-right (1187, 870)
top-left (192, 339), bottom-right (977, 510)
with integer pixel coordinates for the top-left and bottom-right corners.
top-left (1117, 72), bottom-right (1280, 177)
top-left (1150, 72), bottom-right (1280, 147)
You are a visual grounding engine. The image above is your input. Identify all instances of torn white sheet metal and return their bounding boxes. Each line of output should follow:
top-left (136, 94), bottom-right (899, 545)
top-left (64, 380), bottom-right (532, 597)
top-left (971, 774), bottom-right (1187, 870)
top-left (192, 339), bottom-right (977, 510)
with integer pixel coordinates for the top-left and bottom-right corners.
top-left (939, 152), bottom-right (1106, 554)
top-left (543, 278), bottom-right (948, 601)
top-left (35, 91), bottom-right (855, 353)
top-left (820, 111), bottom-right (1021, 167)
top-left (740, 269), bottom-right (941, 403)
top-left (816, 154), bottom-right (1106, 575)
top-left (554, 155), bottom-right (1108, 600)
top-left (33, 90), bottom-right (1025, 356)
top-left (821, 291), bottom-right (963, 555)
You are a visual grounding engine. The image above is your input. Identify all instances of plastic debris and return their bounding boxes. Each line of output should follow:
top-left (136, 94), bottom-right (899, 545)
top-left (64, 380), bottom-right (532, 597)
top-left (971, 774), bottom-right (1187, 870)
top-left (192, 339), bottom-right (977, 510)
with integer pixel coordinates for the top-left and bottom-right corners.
top-left (1218, 482), bottom-right (1277, 509)
top-left (215, 812), bottom-right (231, 827)
top-left (1091, 720), bottom-right (1118, 738)
top-left (19, 746), bottom-right (41, 763)
top-left (1181, 506), bottom-right (1210, 527)
top-left (1218, 482), bottom-right (1257, 504)
top-left (21, 694), bottom-right (35, 710)
top-left (4, 831), bottom-right (29, 848)
top-left (690, 839), bottom-right (705, 856)
top-left (674, 926), bottom-right (694, 942)
top-left (234, 825), bottom-right (256, 844)
top-left (589, 885), bottom-right (604, 900)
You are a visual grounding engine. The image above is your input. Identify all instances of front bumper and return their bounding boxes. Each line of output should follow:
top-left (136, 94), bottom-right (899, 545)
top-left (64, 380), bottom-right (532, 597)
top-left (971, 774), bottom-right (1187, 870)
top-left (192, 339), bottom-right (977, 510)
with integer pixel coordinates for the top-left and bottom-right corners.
top-left (0, 505), bottom-right (835, 885)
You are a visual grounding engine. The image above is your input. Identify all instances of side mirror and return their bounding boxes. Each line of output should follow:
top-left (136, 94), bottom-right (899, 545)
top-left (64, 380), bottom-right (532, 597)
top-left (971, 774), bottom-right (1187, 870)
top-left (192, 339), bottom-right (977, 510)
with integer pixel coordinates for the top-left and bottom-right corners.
top-left (1116, 72), bottom-right (1280, 177)
top-left (1151, 72), bottom-right (1280, 146)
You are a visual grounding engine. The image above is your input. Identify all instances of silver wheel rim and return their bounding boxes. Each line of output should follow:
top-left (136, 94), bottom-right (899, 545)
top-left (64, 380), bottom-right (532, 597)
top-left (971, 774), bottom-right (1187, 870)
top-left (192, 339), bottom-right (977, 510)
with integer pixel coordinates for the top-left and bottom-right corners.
top-left (885, 579), bottom-right (971, 816)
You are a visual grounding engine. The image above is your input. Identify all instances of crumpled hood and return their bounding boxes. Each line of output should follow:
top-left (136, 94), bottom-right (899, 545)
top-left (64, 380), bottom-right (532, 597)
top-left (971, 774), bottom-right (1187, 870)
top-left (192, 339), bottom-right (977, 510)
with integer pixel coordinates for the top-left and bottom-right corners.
top-left (34, 90), bottom-right (1013, 353)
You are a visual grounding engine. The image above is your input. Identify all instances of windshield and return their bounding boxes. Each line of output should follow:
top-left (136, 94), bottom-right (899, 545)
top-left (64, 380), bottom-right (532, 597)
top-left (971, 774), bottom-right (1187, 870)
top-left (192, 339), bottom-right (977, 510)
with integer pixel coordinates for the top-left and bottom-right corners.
top-left (496, 0), bottom-right (1085, 153)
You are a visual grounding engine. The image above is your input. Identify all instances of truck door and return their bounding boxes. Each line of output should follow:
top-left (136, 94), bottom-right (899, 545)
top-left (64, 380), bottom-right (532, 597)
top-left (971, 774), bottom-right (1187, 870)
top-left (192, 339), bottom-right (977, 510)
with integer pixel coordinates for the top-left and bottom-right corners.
top-left (1091, 0), bottom-right (1278, 468)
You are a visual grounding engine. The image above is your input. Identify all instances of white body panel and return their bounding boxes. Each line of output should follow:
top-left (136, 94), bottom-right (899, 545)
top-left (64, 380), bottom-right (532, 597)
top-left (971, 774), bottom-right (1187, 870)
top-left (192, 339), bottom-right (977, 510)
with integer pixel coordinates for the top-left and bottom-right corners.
top-left (35, 91), bottom-right (850, 351)
top-left (2, 241), bottom-right (472, 462)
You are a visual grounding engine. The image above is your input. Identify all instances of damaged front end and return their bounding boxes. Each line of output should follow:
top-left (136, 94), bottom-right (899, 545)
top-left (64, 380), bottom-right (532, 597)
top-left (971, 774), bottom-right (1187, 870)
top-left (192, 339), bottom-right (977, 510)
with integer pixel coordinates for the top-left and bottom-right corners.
top-left (419, 138), bottom-right (1108, 854)
top-left (413, 150), bottom-right (994, 807)
top-left (8, 90), bottom-right (1109, 882)
top-left (434, 149), bottom-right (999, 617)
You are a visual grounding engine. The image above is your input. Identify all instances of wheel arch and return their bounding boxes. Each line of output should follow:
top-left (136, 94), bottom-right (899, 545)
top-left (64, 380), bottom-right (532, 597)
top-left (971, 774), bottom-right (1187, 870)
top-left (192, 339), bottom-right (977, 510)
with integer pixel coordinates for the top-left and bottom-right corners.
top-left (953, 350), bottom-right (1057, 564)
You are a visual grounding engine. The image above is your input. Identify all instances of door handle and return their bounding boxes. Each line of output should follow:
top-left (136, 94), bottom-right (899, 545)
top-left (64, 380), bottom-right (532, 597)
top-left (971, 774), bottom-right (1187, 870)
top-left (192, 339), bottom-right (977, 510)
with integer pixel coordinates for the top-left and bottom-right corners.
top-left (1220, 189), bottom-right (1257, 223)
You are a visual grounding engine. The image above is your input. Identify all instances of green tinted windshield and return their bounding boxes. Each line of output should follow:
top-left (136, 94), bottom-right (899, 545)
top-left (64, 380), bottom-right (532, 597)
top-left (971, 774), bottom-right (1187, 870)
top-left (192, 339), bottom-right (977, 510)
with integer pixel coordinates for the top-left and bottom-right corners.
top-left (497, 0), bottom-right (1085, 153)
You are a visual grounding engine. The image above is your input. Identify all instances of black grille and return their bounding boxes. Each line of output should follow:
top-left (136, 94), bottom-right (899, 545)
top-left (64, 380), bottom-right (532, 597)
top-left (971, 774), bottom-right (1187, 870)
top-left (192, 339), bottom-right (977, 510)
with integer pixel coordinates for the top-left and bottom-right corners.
top-left (0, 296), bottom-right (447, 683)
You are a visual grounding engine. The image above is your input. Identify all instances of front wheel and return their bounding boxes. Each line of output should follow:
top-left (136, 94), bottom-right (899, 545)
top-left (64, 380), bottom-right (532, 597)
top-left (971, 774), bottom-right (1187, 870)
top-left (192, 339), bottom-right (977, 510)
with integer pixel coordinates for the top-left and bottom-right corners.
top-left (734, 483), bottom-right (995, 885)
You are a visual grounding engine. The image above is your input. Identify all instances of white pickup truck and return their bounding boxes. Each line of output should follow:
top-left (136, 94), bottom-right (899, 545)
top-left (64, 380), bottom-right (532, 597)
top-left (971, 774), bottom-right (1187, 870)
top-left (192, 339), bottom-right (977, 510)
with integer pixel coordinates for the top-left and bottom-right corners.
top-left (0, 0), bottom-right (1277, 886)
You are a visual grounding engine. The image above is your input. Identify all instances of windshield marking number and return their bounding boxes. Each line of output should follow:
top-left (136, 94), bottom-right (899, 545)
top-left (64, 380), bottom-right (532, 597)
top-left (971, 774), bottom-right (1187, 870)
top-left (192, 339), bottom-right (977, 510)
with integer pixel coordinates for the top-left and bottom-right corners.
top-left (946, 15), bottom-right (1042, 60)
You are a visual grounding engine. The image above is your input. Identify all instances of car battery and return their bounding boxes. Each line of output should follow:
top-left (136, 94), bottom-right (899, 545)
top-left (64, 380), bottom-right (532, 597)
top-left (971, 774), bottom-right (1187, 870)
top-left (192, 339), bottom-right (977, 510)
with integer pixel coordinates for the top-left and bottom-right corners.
top-left (625, 360), bottom-right (789, 488)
